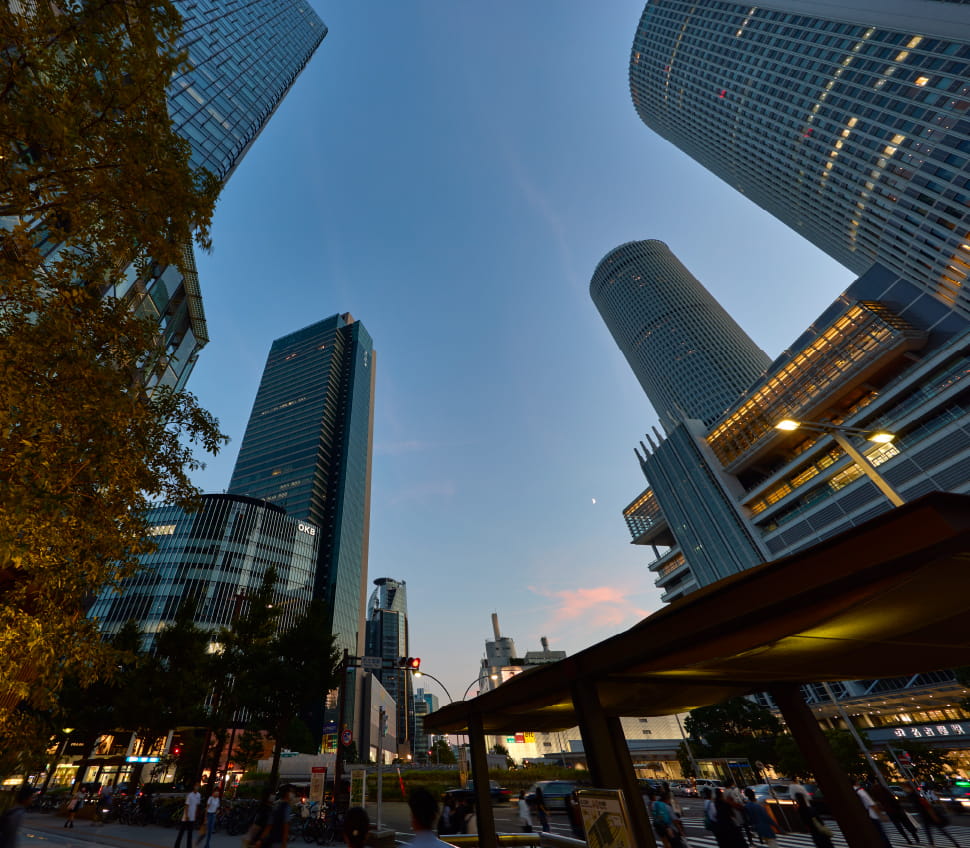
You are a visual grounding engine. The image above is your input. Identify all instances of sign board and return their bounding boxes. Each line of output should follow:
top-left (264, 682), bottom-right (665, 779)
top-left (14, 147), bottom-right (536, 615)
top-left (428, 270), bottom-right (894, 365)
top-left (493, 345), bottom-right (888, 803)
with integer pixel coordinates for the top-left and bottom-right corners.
top-left (458, 746), bottom-right (468, 788)
top-left (349, 769), bottom-right (367, 807)
top-left (322, 721), bottom-right (338, 735)
top-left (361, 656), bottom-right (382, 671)
top-left (578, 788), bottom-right (635, 848)
top-left (341, 729), bottom-right (353, 747)
top-left (309, 767), bottom-right (327, 804)
top-left (126, 756), bottom-right (160, 764)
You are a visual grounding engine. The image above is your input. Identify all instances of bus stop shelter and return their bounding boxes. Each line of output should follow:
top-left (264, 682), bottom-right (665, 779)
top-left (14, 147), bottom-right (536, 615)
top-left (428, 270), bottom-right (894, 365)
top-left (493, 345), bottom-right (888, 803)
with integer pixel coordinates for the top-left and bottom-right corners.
top-left (424, 492), bottom-right (970, 848)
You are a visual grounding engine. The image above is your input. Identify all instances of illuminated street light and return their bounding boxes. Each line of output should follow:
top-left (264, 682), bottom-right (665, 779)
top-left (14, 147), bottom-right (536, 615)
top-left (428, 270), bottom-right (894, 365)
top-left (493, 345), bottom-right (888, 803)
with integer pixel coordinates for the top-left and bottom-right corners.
top-left (774, 419), bottom-right (903, 507)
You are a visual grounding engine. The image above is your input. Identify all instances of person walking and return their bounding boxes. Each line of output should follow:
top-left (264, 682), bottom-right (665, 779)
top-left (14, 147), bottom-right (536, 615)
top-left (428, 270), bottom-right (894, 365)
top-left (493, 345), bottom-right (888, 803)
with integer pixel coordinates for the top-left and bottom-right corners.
top-left (197, 788), bottom-right (220, 848)
top-left (567, 791), bottom-right (585, 840)
top-left (871, 781), bottom-right (919, 844)
top-left (174, 783), bottom-right (202, 848)
top-left (743, 788), bottom-right (778, 848)
top-left (724, 780), bottom-right (752, 847)
top-left (652, 792), bottom-right (684, 848)
top-left (0, 785), bottom-right (37, 848)
top-left (854, 780), bottom-right (893, 848)
top-left (342, 807), bottom-right (369, 848)
top-left (65, 787), bottom-right (85, 828)
top-left (517, 790), bottom-right (534, 832)
top-left (407, 787), bottom-right (455, 847)
top-left (534, 786), bottom-right (550, 832)
top-left (714, 788), bottom-right (748, 848)
top-left (253, 786), bottom-right (293, 848)
top-left (904, 782), bottom-right (960, 847)
top-left (795, 794), bottom-right (834, 848)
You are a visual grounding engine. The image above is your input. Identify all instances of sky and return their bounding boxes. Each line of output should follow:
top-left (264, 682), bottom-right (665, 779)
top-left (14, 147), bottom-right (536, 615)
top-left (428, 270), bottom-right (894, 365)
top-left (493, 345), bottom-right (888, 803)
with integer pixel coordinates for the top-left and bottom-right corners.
top-left (187, 1), bottom-right (857, 705)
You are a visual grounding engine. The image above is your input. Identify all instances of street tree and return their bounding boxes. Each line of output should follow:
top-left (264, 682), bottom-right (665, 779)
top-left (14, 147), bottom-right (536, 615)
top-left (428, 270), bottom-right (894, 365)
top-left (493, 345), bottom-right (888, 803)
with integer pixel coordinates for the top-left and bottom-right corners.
top-left (0, 0), bottom-right (224, 728)
top-left (430, 737), bottom-right (457, 765)
top-left (684, 697), bottom-right (782, 763)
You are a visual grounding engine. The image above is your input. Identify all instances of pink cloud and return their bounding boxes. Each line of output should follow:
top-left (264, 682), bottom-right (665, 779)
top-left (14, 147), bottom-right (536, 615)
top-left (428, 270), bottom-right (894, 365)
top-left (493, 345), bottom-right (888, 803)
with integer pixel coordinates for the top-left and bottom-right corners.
top-left (531, 585), bottom-right (649, 630)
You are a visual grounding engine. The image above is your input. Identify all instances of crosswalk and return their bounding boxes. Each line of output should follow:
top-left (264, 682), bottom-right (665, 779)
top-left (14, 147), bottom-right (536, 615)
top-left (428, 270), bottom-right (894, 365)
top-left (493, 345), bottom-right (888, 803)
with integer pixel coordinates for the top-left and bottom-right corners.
top-left (675, 815), bottom-right (970, 848)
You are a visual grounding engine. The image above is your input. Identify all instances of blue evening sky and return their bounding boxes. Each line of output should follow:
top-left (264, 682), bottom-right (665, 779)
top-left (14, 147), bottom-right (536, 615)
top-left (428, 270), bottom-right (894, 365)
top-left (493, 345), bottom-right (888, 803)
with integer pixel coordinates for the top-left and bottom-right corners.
top-left (188, 2), bottom-right (855, 703)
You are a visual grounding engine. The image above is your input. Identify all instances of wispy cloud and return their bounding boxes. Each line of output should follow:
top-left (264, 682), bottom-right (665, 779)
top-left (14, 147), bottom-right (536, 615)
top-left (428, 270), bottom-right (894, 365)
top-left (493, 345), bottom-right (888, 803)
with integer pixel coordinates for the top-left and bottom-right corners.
top-left (530, 585), bottom-right (649, 630)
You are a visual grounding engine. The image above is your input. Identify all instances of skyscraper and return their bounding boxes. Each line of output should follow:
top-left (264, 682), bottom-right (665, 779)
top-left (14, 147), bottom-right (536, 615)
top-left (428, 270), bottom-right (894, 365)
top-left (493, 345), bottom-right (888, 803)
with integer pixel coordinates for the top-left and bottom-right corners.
top-left (590, 240), bottom-right (771, 430)
top-left (365, 578), bottom-right (412, 743)
top-left (89, 494), bottom-right (319, 644)
top-left (113, 0), bottom-right (327, 389)
top-left (228, 314), bottom-right (376, 657)
top-left (629, 1), bottom-right (970, 315)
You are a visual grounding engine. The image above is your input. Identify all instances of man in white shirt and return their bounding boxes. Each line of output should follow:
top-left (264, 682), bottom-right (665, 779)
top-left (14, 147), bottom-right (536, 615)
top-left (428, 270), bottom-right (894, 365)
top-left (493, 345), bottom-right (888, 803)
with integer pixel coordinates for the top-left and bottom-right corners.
top-left (175, 783), bottom-right (202, 848)
top-left (854, 781), bottom-right (892, 848)
top-left (408, 787), bottom-right (456, 847)
top-left (197, 788), bottom-right (220, 848)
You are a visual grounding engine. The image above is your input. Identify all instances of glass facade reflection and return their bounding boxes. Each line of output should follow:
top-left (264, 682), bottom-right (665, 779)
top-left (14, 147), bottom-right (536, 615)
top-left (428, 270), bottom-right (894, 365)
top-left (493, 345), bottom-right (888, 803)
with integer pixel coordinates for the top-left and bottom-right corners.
top-left (228, 314), bottom-right (376, 657)
top-left (89, 494), bottom-right (318, 645)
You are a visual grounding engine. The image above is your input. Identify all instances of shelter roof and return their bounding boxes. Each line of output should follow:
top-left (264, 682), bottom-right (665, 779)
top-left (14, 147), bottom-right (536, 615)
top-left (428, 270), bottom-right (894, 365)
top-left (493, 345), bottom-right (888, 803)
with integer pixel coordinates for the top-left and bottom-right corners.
top-left (425, 492), bottom-right (970, 734)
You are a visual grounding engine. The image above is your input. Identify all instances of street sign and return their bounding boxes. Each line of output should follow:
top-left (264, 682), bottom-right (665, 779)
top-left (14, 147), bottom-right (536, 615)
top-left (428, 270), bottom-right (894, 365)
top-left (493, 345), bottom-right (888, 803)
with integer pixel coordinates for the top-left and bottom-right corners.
top-left (361, 656), bottom-right (382, 670)
top-left (341, 728), bottom-right (353, 746)
top-left (309, 767), bottom-right (327, 804)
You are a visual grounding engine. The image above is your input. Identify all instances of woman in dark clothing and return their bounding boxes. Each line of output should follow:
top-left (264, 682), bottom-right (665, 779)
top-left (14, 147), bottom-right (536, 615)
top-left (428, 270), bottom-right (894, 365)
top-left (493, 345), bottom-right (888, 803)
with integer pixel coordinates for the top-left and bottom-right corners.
top-left (534, 787), bottom-right (549, 832)
top-left (714, 788), bottom-right (749, 848)
top-left (796, 793), bottom-right (834, 848)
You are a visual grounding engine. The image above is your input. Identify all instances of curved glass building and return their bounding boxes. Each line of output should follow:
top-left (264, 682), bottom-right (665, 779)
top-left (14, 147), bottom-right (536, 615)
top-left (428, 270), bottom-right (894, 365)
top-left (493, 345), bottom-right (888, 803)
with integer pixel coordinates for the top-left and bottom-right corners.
top-left (630, 0), bottom-right (970, 315)
top-left (590, 240), bottom-right (771, 430)
top-left (89, 494), bottom-right (318, 644)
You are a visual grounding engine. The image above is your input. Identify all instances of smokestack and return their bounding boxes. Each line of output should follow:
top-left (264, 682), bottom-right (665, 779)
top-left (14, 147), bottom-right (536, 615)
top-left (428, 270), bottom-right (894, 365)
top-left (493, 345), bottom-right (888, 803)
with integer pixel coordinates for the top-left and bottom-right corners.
top-left (541, 636), bottom-right (549, 652)
top-left (491, 612), bottom-right (501, 641)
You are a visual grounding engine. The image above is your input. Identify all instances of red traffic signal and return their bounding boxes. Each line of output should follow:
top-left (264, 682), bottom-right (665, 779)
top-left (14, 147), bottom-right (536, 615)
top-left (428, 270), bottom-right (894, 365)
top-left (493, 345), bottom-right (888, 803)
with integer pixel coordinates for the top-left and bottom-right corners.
top-left (408, 657), bottom-right (421, 670)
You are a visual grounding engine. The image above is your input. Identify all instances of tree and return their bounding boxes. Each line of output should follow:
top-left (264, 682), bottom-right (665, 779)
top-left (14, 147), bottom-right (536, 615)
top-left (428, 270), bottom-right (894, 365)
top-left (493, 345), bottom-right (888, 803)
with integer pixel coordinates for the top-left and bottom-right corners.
top-left (430, 737), bottom-right (456, 765)
top-left (240, 601), bottom-right (341, 789)
top-left (0, 0), bottom-right (224, 730)
top-left (492, 743), bottom-right (514, 769)
top-left (899, 741), bottom-right (955, 783)
top-left (684, 697), bottom-right (782, 762)
top-left (773, 729), bottom-right (872, 782)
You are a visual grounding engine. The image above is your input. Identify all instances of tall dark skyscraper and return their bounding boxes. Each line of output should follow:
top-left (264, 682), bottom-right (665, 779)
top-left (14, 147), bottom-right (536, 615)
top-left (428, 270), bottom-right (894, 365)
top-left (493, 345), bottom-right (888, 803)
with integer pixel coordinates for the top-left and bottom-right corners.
top-left (629, 0), bottom-right (970, 316)
top-left (114, 0), bottom-right (328, 389)
top-left (364, 578), bottom-right (412, 744)
top-left (590, 240), bottom-right (771, 431)
top-left (229, 314), bottom-right (376, 656)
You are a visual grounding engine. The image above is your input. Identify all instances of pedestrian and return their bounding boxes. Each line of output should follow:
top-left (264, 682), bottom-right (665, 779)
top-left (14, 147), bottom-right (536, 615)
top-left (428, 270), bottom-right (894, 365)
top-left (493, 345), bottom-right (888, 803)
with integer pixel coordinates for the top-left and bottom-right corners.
top-left (714, 788), bottom-right (748, 848)
top-left (65, 786), bottom-right (85, 828)
top-left (253, 786), bottom-right (293, 848)
top-left (724, 780), bottom-right (752, 846)
top-left (567, 791), bottom-right (585, 840)
top-left (703, 788), bottom-right (726, 848)
top-left (197, 788), bottom-right (220, 848)
top-left (0, 785), bottom-right (37, 848)
top-left (788, 777), bottom-right (811, 807)
top-left (342, 807), bottom-right (369, 848)
top-left (534, 786), bottom-right (550, 832)
top-left (854, 780), bottom-right (893, 848)
top-left (871, 781), bottom-right (919, 844)
top-left (437, 793), bottom-right (454, 835)
top-left (743, 788), bottom-right (778, 848)
top-left (652, 791), bottom-right (684, 848)
top-left (174, 783), bottom-right (202, 848)
top-left (904, 781), bottom-right (960, 847)
top-left (795, 794), bottom-right (834, 848)
top-left (243, 788), bottom-right (273, 848)
top-left (518, 790), bottom-right (534, 832)
top-left (408, 787), bottom-right (455, 847)
top-left (100, 782), bottom-right (115, 822)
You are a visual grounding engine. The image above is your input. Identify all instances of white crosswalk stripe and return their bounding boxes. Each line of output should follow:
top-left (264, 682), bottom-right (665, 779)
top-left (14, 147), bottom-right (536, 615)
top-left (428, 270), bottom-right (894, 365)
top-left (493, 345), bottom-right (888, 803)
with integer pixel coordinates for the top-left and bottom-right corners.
top-left (677, 816), bottom-right (970, 848)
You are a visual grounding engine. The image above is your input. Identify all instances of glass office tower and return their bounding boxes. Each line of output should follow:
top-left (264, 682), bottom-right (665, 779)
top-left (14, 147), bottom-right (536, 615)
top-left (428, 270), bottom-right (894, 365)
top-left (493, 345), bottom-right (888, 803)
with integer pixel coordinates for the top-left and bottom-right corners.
top-left (113, 0), bottom-right (328, 389)
top-left (89, 494), bottom-right (318, 645)
top-left (365, 578), bottom-right (412, 744)
top-left (591, 240), bottom-right (771, 431)
top-left (630, 0), bottom-right (970, 316)
top-left (228, 314), bottom-right (376, 657)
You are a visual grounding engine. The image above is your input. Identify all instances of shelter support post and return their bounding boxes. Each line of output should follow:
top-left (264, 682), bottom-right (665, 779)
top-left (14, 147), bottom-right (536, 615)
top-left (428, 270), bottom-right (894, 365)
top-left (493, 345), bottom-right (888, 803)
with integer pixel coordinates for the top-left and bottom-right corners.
top-left (770, 683), bottom-right (882, 848)
top-left (571, 681), bottom-right (656, 846)
top-left (467, 714), bottom-right (497, 848)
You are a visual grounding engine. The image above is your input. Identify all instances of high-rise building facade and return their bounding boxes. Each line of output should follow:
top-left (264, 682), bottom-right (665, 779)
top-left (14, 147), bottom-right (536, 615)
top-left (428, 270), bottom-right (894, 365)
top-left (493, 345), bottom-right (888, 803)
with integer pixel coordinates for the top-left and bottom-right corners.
top-left (590, 240), bottom-right (771, 430)
top-left (89, 494), bottom-right (318, 644)
top-left (364, 578), bottom-right (412, 743)
top-left (115, 0), bottom-right (327, 389)
top-left (228, 314), bottom-right (376, 657)
top-left (629, 1), bottom-right (970, 315)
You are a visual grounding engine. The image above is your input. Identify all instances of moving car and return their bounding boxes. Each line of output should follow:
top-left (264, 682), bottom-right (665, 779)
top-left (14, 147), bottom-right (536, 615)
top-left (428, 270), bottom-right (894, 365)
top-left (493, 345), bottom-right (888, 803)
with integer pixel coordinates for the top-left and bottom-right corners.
top-left (526, 780), bottom-right (579, 811)
top-left (445, 780), bottom-right (511, 805)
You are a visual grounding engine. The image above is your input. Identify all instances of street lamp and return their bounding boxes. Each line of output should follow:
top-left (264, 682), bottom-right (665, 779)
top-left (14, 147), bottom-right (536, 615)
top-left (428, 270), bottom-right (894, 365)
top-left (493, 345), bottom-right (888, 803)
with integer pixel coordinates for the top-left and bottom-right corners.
top-left (774, 419), bottom-right (904, 507)
top-left (462, 673), bottom-right (498, 701)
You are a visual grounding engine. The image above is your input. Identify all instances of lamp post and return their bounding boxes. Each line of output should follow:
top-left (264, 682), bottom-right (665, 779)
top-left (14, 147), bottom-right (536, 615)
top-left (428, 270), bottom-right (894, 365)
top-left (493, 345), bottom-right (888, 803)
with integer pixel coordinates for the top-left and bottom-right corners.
top-left (774, 419), bottom-right (904, 507)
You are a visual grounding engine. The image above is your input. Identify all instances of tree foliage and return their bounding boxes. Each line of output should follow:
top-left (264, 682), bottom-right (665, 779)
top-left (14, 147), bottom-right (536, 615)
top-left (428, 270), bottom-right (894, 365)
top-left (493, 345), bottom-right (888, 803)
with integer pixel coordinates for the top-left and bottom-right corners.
top-left (430, 737), bottom-right (456, 765)
top-left (0, 0), bottom-right (224, 728)
top-left (684, 697), bottom-right (783, 763)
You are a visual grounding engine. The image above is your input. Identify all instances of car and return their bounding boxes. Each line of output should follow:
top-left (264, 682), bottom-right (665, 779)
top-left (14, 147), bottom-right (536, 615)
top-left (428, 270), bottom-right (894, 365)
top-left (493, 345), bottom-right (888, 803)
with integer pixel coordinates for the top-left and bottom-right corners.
top-left (444, 780), bottom-right (511, 805)
top-left (526, 780), bottom-right (579, 811)
top-left (749, 782), bottom-right (825, 812)
top-left (939, 781), bottom-right (970, 811)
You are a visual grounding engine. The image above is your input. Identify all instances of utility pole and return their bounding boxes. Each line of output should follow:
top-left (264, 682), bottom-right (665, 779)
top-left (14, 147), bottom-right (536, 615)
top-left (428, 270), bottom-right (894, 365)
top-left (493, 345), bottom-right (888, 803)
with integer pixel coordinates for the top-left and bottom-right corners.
top-left (333, 649), bottom-right (350, 807)
top-left (377, 706), bottom-right (386, 828)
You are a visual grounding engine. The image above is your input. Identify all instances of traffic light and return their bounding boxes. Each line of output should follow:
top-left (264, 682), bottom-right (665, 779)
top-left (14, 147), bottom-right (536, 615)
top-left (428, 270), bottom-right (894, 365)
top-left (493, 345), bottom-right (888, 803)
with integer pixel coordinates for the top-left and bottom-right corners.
top-left (399, 657), bottom-right (421, 670)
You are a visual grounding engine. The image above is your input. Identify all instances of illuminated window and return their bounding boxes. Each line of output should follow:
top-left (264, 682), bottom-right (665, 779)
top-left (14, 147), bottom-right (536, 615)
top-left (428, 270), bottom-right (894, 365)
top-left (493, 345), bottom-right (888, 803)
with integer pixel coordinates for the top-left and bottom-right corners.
top-left (915, 76), bottom-right (931, 87)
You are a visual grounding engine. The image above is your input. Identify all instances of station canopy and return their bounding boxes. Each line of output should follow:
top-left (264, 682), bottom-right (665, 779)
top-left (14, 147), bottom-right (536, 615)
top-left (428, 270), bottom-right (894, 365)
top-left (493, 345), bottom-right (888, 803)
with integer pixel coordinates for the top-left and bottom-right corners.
top-left (424, 492), bottom-right (970, 735)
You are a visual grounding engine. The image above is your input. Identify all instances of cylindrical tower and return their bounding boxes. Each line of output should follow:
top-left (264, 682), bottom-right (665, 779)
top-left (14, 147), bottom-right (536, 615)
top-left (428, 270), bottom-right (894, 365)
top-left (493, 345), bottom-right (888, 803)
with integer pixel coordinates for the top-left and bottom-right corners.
top-left (590, 240), bottom-right (770, 430)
